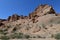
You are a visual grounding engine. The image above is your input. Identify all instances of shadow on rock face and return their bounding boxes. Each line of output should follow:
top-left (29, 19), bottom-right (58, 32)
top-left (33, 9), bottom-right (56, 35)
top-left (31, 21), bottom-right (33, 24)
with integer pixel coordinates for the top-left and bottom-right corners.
top-left (0, 23), bottom-right (4, 26)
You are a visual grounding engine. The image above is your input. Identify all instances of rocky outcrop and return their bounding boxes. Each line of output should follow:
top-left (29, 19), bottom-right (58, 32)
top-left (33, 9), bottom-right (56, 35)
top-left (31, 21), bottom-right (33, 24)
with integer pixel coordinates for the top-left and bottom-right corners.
top-left (0, 4), bottom-right (60, 40)
top-left (0, 19), bottom-right (6, 22)
top-left (29, 4), bottom-right (56, 19)
top-left (6, 4), bottom-right (56, 22)
top-left (0, 22), bottom-right (4, 26)
top-left (7, 14), bottom-right (29, 22)
top-left (7, 14), bottom-right (20, 21)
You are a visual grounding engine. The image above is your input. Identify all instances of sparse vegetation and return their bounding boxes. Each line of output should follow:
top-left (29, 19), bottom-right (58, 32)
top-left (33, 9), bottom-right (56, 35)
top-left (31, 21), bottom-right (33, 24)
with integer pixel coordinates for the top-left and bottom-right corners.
top-left (54, 33), bottom-right (60, 39)
top-left (24, 34), bottom-right (30, 39)
top-left (7, 25), bottom-right (11, 28)
top-left (12, 27), bottom-right (17, 32)
top-left (41, 24), bottom-right (47, 29)
top-left (51, 34), bottom-right (54, 38)
top-left (10, 33), bottom-right (23, 39)
top-left (0, 30), bottom-right (7, 35)
top-left (57, 21), bottom-right (60, 24)
top-left (37, 36), bottom-right (42, 38)
top-left (0, 36), bottom-right (9, 40)
top-left (50, 19), bottom-right (53, 23)
top-left (50, 24), bottom-right (53, 27)
top-left (9, 33), bottom-right (31, 39)
top-left (33, 36), bottom-right (36, 38)
top-left (0, 4), bottom-right (60, 40)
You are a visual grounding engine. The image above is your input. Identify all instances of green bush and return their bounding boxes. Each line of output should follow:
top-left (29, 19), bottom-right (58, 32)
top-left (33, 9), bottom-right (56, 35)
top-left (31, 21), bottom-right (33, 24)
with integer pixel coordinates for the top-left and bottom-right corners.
top-left (0, 30), bottom-right (7, 35)
top-left (9, 33), bottom-right (31, 39)
top-left (0, 36), bottom-right (9, 40)
top-left (10, 33), bottom-right (23, 39)
top-left (55, 33), bottom-right (60, 39)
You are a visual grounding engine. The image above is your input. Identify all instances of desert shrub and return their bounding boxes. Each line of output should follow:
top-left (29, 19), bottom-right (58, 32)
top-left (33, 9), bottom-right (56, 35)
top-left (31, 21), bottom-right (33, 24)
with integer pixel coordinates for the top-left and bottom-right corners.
top-left (0, 30), bottom-right (3, 34)
top-left (0, 29), bottom-right (8, 35)
top-left (0, 30), bottom-right (3, 33)
top-left (54, 33), bottom-right (60, 39)
top-left (37, 36), bottom-right (42, 38)
top-left (33, 36), bottom-right (36, 38)
top-left (50, 20), bottom-right (53, 23)
top-left (3, 29), bottom-right (8, 31)
top-left (3, 32), bottom-right (7, 35)
top-left (50, 24), bottom-right (53, 27)
top-left (7, 26), bottom-right (11, 28)
top-left (10, 33), bottom-right (23, 39)
top-left (24, 34), bottom-right (30, 39)
top-left (0, 36), bottom-right (9, 40)
top-left (41, 24), bottom-right (47, 29)
top-left (9, 33), bottom-right (31, 39)
top-left (12, 27), bottom-right (17, 32)
top-left (51, 34), bottom-right (54, 38)
top-left (42, 24), bottom-right (45, 27)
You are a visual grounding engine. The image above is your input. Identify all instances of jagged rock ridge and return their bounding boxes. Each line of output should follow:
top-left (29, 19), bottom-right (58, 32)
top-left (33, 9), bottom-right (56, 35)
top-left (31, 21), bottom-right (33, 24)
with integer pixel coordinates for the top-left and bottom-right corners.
top-left (0, 4), bottom-right (58, 22)
top-left (4, 4), bottom-right (56, 22)
top-left (0, 4), bottom-right (60, 40)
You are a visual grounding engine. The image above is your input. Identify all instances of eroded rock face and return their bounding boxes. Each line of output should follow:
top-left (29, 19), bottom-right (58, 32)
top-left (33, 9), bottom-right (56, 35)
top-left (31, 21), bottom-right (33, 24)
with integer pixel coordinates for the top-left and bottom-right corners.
top-left (0, 23), bottom-right (4, 26)
top-left (0, 4), bottom-right (60, 39)
top-left (7, 4), bottom-right (56, 22)
top-left (0, 19), bottom-right (6, 22)
top-left (29, 4), bottom-right (55, 19)
top-left (7, 14), bottom-right (29, 22)
top-left (0, 4), bottom-right (57, 26)
top-left (35, 4), bottom-right (55, 13)
top-left (7, 14), bottom-right (20, 21)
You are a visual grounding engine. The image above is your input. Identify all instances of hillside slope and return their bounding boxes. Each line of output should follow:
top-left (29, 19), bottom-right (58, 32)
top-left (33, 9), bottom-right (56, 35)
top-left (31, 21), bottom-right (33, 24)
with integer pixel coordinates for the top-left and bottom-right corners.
top-left (0, 4), bottom-right (60, 40)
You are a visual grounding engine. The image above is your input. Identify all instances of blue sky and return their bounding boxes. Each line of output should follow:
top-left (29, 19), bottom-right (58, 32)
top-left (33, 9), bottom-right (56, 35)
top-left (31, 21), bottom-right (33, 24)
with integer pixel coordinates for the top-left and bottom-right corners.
top-left (0, 0), bottom-right (60, 19)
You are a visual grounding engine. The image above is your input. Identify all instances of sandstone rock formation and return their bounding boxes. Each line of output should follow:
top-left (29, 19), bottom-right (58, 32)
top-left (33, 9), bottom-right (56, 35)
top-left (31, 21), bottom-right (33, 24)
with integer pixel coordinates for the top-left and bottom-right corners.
top-left (7, 14), bottom-right (20, 21)
top-left (0, 4), bottom-right (60, 40)
top-left (29, 4), bottom-right (56, 19)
